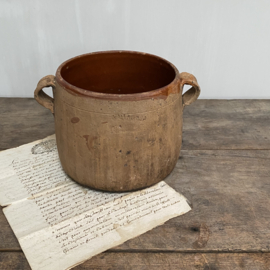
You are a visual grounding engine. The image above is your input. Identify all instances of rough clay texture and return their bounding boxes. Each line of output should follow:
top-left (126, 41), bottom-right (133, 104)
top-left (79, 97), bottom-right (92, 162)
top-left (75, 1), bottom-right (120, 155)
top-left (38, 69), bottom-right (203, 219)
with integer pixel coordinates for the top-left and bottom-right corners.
top-left (55, 84), bottom-right (182, 191)
top-left (34, 52), bottom-right (200, 191)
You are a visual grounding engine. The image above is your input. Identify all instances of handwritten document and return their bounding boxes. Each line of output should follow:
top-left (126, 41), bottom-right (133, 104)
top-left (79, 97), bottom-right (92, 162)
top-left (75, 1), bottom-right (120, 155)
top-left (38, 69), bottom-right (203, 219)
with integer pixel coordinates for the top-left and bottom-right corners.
top-left (0, 135), bottom-right (191, 270)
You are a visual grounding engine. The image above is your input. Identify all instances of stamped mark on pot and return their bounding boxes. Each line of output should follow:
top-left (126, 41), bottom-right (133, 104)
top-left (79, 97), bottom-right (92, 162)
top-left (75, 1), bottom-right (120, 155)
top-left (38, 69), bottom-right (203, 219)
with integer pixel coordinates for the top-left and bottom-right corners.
top-left (31, 139), bottom-right (57, 154)
top-left (113, 114), bottom-right (146, 121)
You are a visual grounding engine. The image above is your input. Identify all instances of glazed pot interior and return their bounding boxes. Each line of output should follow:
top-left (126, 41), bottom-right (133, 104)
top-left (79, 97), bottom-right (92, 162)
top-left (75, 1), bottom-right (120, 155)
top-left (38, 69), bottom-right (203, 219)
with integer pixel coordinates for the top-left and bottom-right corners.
top-left (60, 52), bottom-right (176, 94)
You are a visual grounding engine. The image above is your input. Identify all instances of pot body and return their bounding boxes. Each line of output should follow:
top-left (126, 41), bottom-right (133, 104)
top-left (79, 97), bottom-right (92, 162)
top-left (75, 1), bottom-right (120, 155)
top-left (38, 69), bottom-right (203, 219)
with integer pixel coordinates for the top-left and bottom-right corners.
top-left (34, 51), bottom-right (200, 192)
top-left (54, 82), bottom-right (182, 191)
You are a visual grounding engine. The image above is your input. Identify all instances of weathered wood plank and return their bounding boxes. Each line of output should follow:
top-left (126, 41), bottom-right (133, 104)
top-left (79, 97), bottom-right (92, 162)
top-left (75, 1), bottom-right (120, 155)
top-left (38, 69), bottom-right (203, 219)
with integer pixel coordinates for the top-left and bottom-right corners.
top-left (0, 99), bottom-right (269, 151)
top-left (0, 252), bottom-right (269, 270)
top-left (117, 149), bottom-right (270, 252)
top-left (0, 98), bottom-right (54, 150)
top-left (0, 211), bottom-right (17, 250)
top-left (183, 99), bottom-right (270, 150)
top-left (1, 150), bottom-right (270, 252)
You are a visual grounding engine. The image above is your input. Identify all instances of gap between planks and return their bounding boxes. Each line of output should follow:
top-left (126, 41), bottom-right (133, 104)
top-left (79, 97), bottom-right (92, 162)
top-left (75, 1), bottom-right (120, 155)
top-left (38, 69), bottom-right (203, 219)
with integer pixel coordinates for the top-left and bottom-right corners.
top-left (1, 249), bottom-right (270, 254)
top-left (1, 148), bottom-right (270, 152)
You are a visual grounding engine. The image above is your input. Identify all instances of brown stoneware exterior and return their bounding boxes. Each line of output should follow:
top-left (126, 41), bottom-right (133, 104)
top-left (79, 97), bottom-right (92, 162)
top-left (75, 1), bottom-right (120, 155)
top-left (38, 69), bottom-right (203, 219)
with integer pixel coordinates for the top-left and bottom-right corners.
top-left (34, 51), bottom-right (200, 192)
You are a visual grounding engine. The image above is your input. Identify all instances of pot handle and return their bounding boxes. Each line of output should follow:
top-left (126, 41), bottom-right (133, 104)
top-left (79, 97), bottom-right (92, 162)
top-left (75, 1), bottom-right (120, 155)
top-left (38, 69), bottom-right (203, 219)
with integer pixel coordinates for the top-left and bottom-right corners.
top-left (180, 72), bottom-right (201, 107)
top-left (34, 75), bottom-right (56, 114)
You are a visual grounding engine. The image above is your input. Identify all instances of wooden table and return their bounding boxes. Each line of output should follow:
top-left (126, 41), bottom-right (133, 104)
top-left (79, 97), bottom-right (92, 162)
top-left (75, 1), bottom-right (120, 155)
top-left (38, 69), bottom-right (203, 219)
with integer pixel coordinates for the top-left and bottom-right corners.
top-left (0, 99), bottom-right (270, 269)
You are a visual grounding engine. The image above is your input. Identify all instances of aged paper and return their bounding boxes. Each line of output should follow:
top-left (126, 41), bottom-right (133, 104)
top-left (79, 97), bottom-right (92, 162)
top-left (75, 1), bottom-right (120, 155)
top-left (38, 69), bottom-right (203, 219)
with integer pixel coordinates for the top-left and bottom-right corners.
top-left (0, 135), bottom-right (191, 270)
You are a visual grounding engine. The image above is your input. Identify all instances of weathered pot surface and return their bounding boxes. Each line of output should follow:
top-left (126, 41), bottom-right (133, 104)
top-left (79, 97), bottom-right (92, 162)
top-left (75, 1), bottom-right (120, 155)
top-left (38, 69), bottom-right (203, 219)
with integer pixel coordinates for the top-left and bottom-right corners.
top-left (34, 51), bottom-right (200, 192)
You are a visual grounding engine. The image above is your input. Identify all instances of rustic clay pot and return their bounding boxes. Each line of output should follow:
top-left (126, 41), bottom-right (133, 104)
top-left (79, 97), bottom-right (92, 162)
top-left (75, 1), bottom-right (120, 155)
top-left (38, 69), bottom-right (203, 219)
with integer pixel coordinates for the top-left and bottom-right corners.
top-left (34, 51), bottom-right (200, 192)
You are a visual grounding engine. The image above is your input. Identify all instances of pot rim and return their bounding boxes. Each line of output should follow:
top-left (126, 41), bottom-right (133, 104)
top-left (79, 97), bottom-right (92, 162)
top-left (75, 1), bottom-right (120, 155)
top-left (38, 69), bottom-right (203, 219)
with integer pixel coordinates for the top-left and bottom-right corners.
top-left (55, 50), bottom-right (180, 101)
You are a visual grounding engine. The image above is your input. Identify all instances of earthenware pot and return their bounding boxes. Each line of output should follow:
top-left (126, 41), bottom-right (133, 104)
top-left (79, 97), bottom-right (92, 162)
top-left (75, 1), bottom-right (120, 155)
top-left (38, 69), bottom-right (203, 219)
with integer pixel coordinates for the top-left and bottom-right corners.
top-left (34, 51), bottom-right (200, 192)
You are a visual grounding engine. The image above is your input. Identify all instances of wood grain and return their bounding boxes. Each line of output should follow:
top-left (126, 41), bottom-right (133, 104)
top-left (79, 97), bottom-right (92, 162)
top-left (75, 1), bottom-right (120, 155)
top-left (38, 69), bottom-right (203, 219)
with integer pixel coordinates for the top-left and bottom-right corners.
top-left (1, 98), bottom-right (270, 269)
top-left (182, 99), bottom-right (270, 150)
top-left (0, 98), bottom-right (54, 151)
top-left (1, 149), bottom-right (270, 252)
top-left (117, 149), bottom-right (270, 252)
top-left (0, 99), bottom-right (269, 151)
top-left (1, 252), bottom-right (269, 270)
